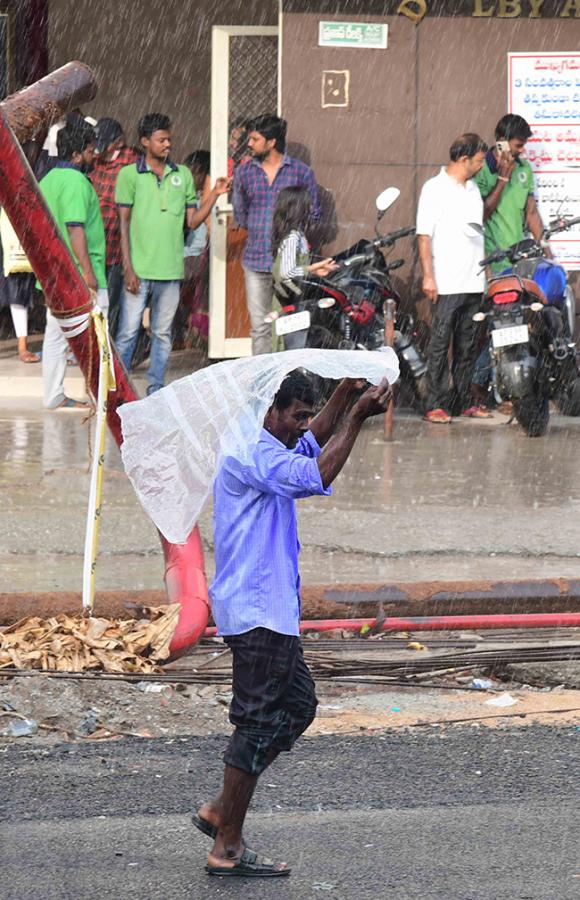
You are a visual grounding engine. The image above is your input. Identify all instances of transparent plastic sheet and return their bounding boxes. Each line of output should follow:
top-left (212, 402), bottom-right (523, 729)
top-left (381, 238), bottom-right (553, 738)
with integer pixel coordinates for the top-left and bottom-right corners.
top-left (119, 348), bottom-right (399, 544)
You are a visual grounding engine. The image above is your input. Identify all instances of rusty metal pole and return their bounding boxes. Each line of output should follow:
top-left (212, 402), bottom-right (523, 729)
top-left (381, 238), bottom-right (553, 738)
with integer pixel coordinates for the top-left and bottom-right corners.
top-left (1, 61), bottom-right (97, 142)
top-left (0, 65), bottom-right (209, 653)
top-left (383, 298), bottom-right (396, 441)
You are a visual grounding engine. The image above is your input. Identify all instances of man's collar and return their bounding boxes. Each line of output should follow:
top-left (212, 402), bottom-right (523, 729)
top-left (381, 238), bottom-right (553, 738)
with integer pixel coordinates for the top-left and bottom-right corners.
top-left (136, 154), bottom-right (178, 174)
top-left (485, 148), bottom-right (523, 174)
top-left (248, 152), bottom-right (290, 170)
top-left (260, 426), bottom-right (290, 449)
top-left (54, 160), bottom-right (79, 170)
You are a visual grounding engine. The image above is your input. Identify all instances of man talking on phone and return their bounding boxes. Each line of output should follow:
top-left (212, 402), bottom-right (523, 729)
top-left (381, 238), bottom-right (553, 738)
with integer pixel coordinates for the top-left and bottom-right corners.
top-left (475, 114), bottom-right (549, 263)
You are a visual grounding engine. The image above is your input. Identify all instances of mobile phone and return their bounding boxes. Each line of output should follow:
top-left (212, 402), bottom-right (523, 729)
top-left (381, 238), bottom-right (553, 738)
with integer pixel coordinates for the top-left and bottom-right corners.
top-left (496, 140), bottom-right (510, 155)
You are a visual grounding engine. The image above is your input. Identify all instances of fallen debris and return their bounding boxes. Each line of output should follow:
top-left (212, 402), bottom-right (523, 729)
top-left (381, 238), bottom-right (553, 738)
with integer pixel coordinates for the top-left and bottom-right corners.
top-left (0, 605), bottom-right (180, 674)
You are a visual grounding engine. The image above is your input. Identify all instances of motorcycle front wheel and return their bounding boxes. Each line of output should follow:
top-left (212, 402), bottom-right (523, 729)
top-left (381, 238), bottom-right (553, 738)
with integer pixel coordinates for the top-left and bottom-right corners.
top-left (513, 394), bottom-right (549, 437)
top-left (554, 377), bottom-right (580, 416)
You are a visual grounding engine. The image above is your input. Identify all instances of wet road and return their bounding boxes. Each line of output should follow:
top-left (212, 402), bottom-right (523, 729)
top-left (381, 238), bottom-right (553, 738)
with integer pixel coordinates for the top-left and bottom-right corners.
top-left (1, 725), bottom-right (578, 899)
top-left (2, 403), bottom-right (580, 593)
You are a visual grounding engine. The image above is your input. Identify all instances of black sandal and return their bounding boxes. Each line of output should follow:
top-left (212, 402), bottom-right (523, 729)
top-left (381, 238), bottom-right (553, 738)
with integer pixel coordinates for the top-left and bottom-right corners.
top-left (206, 847), bottom-right (291, 878)
top-left (191, 813), bottom-right (217, 839)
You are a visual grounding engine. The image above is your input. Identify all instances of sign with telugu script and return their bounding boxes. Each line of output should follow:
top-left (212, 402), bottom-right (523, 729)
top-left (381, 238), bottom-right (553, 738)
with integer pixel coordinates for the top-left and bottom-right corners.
top-left (318, 21), bottom-right (388, 49)
top-left (509, 52), bottom-right (580, 269)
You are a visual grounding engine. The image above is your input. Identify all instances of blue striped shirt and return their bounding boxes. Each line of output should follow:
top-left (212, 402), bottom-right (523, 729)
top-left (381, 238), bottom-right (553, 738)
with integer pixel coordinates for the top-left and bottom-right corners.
top-left (209, 429), bottom-right (331, 637)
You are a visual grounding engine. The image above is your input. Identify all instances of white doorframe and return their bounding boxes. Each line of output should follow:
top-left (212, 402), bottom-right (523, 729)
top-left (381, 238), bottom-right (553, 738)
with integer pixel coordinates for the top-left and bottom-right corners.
top-left (209, 25), bottom-right (280, 359)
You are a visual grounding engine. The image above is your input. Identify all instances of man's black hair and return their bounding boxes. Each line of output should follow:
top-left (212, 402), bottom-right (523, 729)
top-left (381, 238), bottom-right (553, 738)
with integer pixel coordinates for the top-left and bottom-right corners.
top-left (495, 114), bottom-right (532, 142)
top-left (449, 133), bottom-right (488, 162)
top-left (184, 149), bottom-right (210, 174)
top-left (273, 370), bottom-right (315, 411)
top-left (138, 113), bottom-right (171, 139)
top-left (248, 114), bottom-right (287, 153)
top-left (56, 121), bottom-right (97, 160)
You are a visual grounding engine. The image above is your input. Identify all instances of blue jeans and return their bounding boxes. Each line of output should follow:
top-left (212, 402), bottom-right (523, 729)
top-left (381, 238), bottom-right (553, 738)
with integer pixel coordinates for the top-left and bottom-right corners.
top-left (116, 279), bottom-right (181, 394)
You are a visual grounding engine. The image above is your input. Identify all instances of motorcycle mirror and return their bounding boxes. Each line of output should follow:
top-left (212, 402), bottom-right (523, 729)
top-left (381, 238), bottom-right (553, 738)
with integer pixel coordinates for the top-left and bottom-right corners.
top-left (472, 312), bottom-right (486, 322)
top-left (466, 222), bottom-right (484, 237)
top-left (376, 187), bottom-right (400, 219)
top-left (317, 298), bottom-right (336, 309)
top-left (530, 302), bottom-right (543, 312)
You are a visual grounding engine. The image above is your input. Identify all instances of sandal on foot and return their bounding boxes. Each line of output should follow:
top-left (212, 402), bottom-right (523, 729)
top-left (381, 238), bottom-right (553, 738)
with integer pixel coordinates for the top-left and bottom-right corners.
top-left (462, 406), bottom-right (493, 419)
top-left (423, 408), bottom-right (451, 424)
top-left (52, 397), bottom-right (90, 411)
top-left (191, 813), bottom-right (217, 839)
top-left (18, 351), bottom-right (40, 364)
top-left (206, 847), bottom-right (290, 878)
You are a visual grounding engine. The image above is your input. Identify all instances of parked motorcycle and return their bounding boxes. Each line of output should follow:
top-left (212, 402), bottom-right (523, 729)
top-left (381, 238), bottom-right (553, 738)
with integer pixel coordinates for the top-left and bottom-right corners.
top-left (269, 187), bottom-right (427, 409)
top-left (476, 214), bottom-right (580, 437)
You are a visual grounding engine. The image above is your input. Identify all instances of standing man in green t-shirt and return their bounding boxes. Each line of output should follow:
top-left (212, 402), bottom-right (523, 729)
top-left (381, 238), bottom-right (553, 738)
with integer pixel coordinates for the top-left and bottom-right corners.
top-left (475, 114), bottom-right (549, 261)
top-left (471, 114), bottom-right (550, 406)
top-left (115, 113), bottom-right (230, 394)
top-left (39, 120), bottom-right (108, 410)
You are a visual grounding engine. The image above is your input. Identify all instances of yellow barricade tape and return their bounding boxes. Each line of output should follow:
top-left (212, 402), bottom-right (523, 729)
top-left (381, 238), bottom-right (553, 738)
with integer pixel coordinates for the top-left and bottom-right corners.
top-left (82, 308), bottom-right (116, 615)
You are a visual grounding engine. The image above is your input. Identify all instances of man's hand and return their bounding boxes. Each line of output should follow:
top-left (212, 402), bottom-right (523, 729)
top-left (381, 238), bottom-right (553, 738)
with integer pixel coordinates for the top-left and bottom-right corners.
top-left (309, 258), bottom-right (339, 278)
top-left (81, 268), bottom-right (98, 293)
top-left (124, 267), bottom-right (140, 295)
top-left (351, 379), bottom-right (392, 421)
top-left (422, 274), bottom-right (438, 303)
top-left (212, 177), bottom-right (232, 197)
top-left (497, 150), bottom-right (515, 181)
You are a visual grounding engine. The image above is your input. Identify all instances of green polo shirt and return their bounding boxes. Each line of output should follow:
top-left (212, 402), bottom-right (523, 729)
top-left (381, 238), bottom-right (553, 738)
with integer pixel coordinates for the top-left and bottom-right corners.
top-left (475, 152), bottom-right (535, 261)
top-left (115, 158), bottom-right (196, 280)
top-left (39, 162), bottom-right (107, 288)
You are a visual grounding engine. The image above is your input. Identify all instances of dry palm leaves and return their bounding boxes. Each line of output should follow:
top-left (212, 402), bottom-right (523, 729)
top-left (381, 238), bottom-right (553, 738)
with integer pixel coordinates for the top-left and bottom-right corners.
top-left (0, 604), bottom-right (180, 674)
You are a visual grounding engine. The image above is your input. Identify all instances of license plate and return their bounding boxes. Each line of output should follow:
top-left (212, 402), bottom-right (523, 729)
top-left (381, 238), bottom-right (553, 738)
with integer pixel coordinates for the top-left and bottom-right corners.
top-left (275, 310), bottom-right (311, 336)
top-left (491, 324), bottom-right (529, 349)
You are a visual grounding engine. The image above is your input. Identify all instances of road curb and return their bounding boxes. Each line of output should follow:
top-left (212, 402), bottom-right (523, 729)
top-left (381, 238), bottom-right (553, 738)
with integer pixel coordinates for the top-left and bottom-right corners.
top-left (2, 578), bottom-right (580, 626)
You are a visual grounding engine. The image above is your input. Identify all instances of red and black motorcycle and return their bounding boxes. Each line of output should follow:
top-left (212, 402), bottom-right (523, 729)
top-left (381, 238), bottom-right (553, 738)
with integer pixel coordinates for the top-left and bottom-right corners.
top-left (270, 188), bottom-right (427, 410)
top-left (476, 214), bottom-right (580, 437)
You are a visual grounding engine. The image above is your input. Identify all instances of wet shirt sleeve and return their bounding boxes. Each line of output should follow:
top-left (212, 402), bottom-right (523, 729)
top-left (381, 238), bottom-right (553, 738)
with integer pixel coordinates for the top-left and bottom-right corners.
top-left (416, 181), bottom-right (436, 237)
top-left (474, 164), bottom-right (494, 199)
top-left (115, 164), bottom-right (136, 207)
top-left (61, 175), bottom-right (90, 227)
top-left (238, 431), bottom-right (331, 499)
top-left (304, 166), bottom-right (322, 221)
top-left (184, 167), bottom-right (197, 208)
top-left (232, 167), bottom-right (248, 228)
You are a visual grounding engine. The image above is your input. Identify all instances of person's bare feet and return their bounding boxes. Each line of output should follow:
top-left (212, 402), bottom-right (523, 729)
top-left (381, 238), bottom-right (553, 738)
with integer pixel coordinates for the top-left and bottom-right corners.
top-left (18, 349), bottom-right (40, 363)
top-left (197, 800), bottom-right (221, 830)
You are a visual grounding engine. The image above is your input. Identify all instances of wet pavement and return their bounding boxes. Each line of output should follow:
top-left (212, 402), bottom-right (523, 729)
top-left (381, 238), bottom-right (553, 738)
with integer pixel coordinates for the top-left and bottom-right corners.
top-left (2, 366), bottom-right (580, 595)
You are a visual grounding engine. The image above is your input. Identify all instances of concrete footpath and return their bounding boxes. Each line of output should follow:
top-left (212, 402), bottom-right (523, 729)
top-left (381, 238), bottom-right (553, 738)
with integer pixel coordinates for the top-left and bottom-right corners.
top-left (2, 345), bottom-right (580, 601)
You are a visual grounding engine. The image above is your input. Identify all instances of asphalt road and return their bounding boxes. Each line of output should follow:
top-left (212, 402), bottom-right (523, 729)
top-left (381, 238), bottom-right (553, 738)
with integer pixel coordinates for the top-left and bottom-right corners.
top-left (1, 725), bottom-right (578, 899)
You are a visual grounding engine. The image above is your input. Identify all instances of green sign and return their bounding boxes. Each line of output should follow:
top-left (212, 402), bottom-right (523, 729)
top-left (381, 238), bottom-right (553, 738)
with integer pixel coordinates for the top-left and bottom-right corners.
top-left (318, 21), bottom-right (389, 49)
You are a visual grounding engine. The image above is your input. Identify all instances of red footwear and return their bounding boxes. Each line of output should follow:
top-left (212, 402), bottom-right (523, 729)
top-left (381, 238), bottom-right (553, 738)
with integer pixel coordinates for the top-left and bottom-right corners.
top-left (423, 408), bottom-right (451, 424)
top-left (462, 406), bottom-right (493, 419)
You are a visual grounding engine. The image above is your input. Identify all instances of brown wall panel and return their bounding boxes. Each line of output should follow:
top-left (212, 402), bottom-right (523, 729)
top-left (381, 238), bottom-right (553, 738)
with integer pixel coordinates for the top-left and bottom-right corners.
top-left (417, 18), bottom-right (580, 168)
top-left (47, 0), bottom-right (278, 159)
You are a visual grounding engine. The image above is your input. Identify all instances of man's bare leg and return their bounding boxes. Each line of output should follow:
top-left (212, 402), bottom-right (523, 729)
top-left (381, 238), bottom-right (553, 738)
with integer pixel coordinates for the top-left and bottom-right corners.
top-left (197, 748), bottom-right (280, 833)
top-left (206, 764), bottom-right (258, 866)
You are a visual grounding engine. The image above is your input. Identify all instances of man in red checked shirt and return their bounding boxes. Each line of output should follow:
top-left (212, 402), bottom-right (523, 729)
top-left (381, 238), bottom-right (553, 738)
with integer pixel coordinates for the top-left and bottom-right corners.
top-left (90, 118), bottom-right (138, 337)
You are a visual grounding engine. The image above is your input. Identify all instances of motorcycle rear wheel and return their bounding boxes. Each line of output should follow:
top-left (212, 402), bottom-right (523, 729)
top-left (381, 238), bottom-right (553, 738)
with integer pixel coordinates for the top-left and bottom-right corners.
top-left (513, 394), bottom-right (549, 437)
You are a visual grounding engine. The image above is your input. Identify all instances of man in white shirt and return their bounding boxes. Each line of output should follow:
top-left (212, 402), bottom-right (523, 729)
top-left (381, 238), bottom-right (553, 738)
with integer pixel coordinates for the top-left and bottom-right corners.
top-left (417, 133), bottom-right (488, 423)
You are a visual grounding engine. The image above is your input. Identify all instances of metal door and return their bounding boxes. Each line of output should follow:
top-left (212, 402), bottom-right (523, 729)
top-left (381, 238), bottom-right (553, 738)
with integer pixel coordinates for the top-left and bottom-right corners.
top-left (209, 25), bottom-right (279, 359)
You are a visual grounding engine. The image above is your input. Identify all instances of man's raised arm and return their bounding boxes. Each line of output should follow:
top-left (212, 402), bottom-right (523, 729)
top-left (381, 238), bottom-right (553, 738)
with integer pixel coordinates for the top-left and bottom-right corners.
top-left (317, 380), bottom-right (392, 488)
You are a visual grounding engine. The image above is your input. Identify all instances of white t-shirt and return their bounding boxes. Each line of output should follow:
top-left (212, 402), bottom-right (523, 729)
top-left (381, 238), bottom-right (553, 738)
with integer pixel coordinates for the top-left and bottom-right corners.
top-left (416, 167), bottom-right (485, 295)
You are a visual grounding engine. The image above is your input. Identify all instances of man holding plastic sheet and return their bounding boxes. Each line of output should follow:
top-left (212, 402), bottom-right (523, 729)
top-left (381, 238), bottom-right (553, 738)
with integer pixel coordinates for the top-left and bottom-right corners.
top-left (193, 372), bottom-right (392, 878)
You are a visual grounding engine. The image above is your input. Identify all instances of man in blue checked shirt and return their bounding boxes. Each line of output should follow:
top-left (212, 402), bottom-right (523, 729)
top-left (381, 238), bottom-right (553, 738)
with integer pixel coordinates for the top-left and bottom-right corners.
top-left (193, 370), bottom-right (392, 878)
top-left (233, 114), bottom-right (321, 356)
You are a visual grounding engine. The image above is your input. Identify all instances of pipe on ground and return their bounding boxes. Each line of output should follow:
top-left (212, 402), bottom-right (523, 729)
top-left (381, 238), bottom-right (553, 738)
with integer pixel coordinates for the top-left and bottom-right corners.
top-left (0, 66), bottom-right (209, 653)
top-left (204, 612), bottom-right (580, 637)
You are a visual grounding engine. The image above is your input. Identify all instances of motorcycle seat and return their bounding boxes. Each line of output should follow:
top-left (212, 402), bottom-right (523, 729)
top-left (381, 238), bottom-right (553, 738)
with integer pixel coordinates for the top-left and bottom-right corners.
top-left (488, 275), bottom-right (547, 305)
